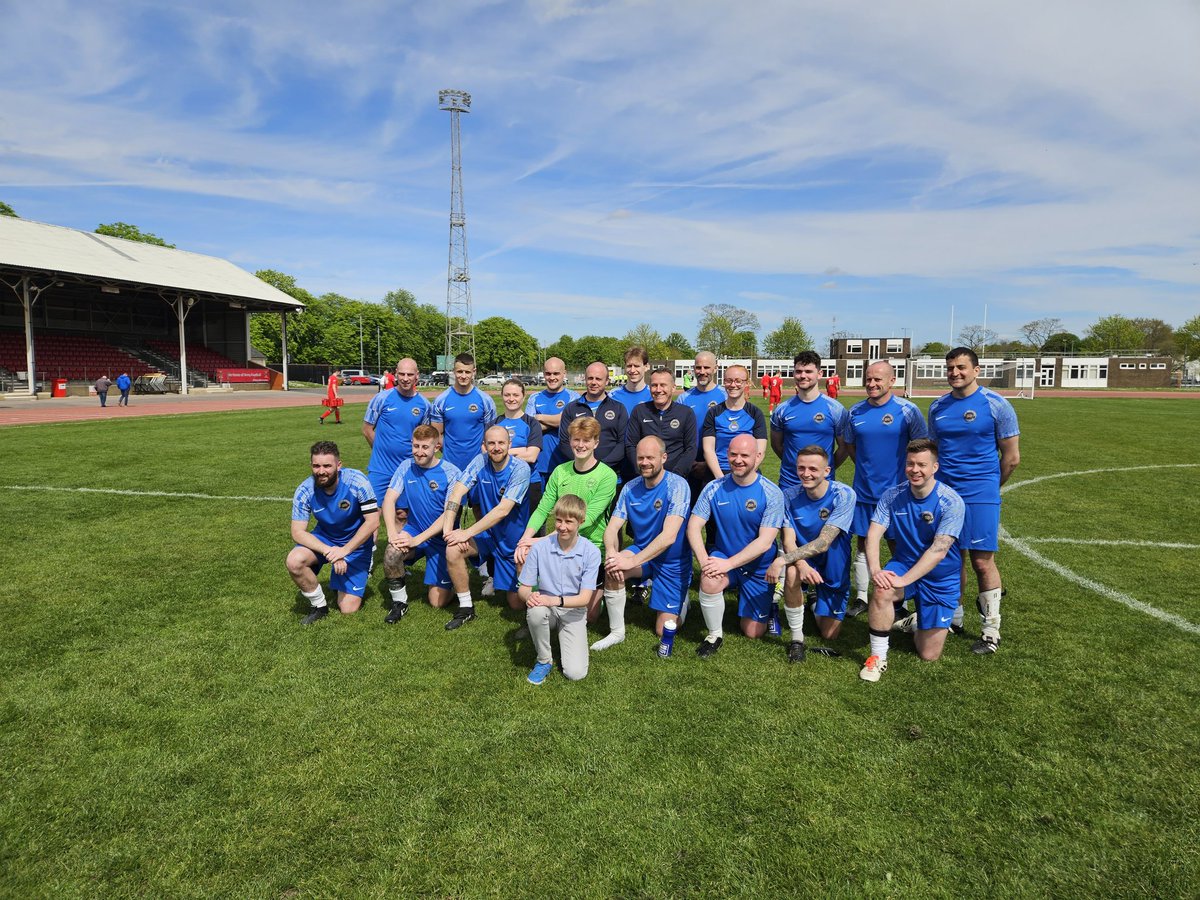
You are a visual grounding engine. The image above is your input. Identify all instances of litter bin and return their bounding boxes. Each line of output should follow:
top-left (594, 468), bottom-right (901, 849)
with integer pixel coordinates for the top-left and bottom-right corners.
top-left (52, 377), bottom-right (68, 398)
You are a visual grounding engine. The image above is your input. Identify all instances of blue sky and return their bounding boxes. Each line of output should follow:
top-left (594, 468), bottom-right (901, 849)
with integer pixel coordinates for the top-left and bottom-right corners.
top-left (2, 0), bottom-right (1198, 349)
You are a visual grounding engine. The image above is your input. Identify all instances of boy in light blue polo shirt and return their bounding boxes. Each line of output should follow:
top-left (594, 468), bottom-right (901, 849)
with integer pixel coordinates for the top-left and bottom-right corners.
top-left (518, 494), bottom-right (601, 685)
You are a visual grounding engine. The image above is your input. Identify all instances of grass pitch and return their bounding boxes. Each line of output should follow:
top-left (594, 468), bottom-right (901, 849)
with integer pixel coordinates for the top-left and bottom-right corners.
top-left (1, 397), bottom-right (1198, 897)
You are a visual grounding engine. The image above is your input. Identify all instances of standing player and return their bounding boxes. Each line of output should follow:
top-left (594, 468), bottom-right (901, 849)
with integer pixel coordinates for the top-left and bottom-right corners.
top-left (610, 346), bottom-right (652, 416)
top-left (686, 433), bottom-right (785, 657)
top-left (624, 368), bottom-right (697, 479)
top-left (767, 446), bottom-right (856, 662)
top-left (519, 494), bottom-right (601, 684)
top-left (320, 369), bottom-right (343, 424)
top-left (516, 417), bottom-right (618, 622)
top-left (769, 372), bottom-right (783, 412)
top-left (362, 358), bottom-right (431, 510)
top-left (526, 356), bottom-right (578, 497)
top-left (678, 351), bottom-right (726, 502)
top-left (430, 353), bottom-right (498, 472)
top-left (380, 369), bottom-right (396, 392)
top-left (556, 361), bottom-right (628, 473)
top-left (860, 439), bottom-right (965, 681)
top-left (701, 365), bottom-right (767, 478)
top-left (843, 360), bottom-right (928, 617)
top-left (597, 436), bottom-right (692, 650)
top-left (927, 347), bottom-right (1020, 654)
top-left (770, 350), bottom-right (848, 495)
top-left (442, 426), bottom-right (531, 630)
top-left (286, 441), bottom-right (379, 624)
top-left (760, 370), bottom-right (770, 401)
top-left (495, 378), bottom-right (544, 511)
top-left (379, 424), bottom-right (461, 622)
top-left (826, 371), bottom-right (841, 400)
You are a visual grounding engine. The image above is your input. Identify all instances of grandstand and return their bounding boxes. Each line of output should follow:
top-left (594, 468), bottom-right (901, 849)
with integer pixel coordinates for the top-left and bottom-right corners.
top-left (0, 216), bottom-right (303, 396)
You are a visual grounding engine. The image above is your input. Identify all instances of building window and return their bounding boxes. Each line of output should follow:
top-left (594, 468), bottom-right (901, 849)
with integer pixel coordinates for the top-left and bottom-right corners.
top-left (886, 340), bottom-right (904, 354)
top-left (821, 365), bottom-right (837, 378)
top-left (846, 340), bottom-right (862, 354)
top-left (917, 362), bottom-right (944, 380)
top-left (1120, 363), bottom-right (1135, 370)
top-left (1151, 363), bottom-right (1167, 370)
top-left (846, 362), bottom-right (863, 380)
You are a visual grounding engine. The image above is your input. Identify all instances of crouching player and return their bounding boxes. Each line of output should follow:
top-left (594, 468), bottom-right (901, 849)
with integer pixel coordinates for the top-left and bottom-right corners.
top-left (767, 445), bottom-right (856, 663)
top-left (686, 433), bottom-right (785, 657)
top-left (287, 441), bottom-right (379, 624)
top-left (380, 424), bottom-right (461, 623)
top-left (442, 426), bottom-right (532, 631)
top-left (598, 436), bottom-right (692, 650)
top-left (860, 439), bottom-right (965, 682)
top-left (518, 495), bottom-right (601, 684)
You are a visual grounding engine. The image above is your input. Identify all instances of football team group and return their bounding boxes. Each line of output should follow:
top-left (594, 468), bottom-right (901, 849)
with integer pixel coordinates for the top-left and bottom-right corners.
top-left (288, 346), bottom-right (1019, 685)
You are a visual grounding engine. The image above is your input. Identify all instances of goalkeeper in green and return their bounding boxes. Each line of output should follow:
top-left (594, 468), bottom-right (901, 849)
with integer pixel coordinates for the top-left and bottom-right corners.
top-left (515, 416), bottom-right (617, 623)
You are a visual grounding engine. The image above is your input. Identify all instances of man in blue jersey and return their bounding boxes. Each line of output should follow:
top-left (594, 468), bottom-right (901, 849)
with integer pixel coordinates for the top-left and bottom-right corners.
top-left (496, 378), bottom-right (544, 511)
top-left (927, 348), bottom-right (1020, 655)
top-left (687, 433), bottom-right (785, 657)
top-left (287, 441), bottom-right (380, 625)
top-left (611, 346), bottom-right (652, 416)
top-left (770, 350), bottom-right (849, 495)
top-left (767, 446), bottom-right (857, 663)
top-left (700, 364), bottom-right (768, 479)
top-left (860, 439), bottom-right (966, 681)
top-left (624, 367), bottom-right (698, 480)
top-left (362, 357), bottom-right (431, 508)
top-left (430, 352), bottom-right (498, 473)
top-left (525, 356), bottom-right (578, 492)
top-left (678, 351), bottom-right (726, 503)
top-left (556, 361), bottom-right (628, 473)
top-left (597, 435), bottom-right (693, 651)
top-left (843, 361), bottom-right (928, 617)
top-left (442, 425), bottom-right (532, 631)
top-left (380, 424), bottom-right (460, 623)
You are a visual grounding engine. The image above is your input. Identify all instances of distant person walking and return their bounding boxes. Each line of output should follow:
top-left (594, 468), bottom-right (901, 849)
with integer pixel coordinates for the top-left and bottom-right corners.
top-left (116, 372), bottom-right (132, 406)
top-left (320, 369), bottom-right (343, 425)
top-left (94, 374), bottom-right (111, 408)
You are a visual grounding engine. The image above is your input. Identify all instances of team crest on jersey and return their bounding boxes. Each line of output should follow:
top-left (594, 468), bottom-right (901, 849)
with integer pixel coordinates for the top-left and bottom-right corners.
top-left (813, 413), bottom-right (826, 423)
top-left (669, 419), bottom-right (680, 429)
top-left (338, 499), bottom-right (351, 511)
top-left (653, 498), bottom-right (663, 511)
top-left (469, 403), bottom-right (479, 413)
top-left (555, 400), bottom-right (565, 409)
top-left (745, 498), bottom-right (757, 512)
top-left (604, 410), bottom-right (615, 420)
top-left (429, 480), bottom-right (440, 492)
top-left (921, 511), bottom-right (935, 523)
top-left (729, 419), bottom-right (739, 431)
top-left (964, 410), bottom-right (977, 422)
top-left (819, 507), bottom-right (830, 520)
top-left (882, 414), bottom-right (894, 426)
top-left (411, 407), bottom-right (422, 417)
top-left (707, 400), bottom-right (717, 408)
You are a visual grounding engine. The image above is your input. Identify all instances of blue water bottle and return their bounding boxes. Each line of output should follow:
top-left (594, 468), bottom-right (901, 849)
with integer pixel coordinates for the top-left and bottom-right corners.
top-left (657, 619), bottom-right (677, 658)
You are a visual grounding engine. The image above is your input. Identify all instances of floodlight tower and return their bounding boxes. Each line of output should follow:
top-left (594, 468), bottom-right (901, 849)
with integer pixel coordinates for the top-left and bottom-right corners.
top-left (439, 88), bottom-right (475, 363)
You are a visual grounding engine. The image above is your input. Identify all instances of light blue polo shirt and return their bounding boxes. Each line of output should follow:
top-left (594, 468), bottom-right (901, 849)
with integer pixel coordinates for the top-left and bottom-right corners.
top-left (518, 533), bottom-right (601, 598)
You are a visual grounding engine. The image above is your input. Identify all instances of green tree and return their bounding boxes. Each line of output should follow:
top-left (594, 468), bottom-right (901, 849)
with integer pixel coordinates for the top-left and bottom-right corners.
top-left (763, 317), bottom-right (814, 358)
top-left (1130, 317), bottom-right (1176, 354)
top-left (544, 334), bottom-right (576, 367)
top-left (572, 335), bottom-right (623, 369)
top-left (249, 270), bottom-right (317, 362)
top-left (918, 341), bottom-right (950, 356)
top-left (662, 332), bottom-right (694, 358)
top-left (1019, 317), bottom-right (1063, 351)
top-left (0, 200), bottom-right (17, 218)
top-left (1041, 331), bottom-right (1081, 354)
top-left (475, 316), bottom-right (539, 373)
top-left (1174, 315), bottom-right (1200, 363)
top-left (382, 289), bottom-right (447, 369)
top-left (696, 303), bottom-right (760, 357)
top-left (622, 323), bottom-right (666, 360)
top-left (95, 222), bottom-right (175, 248)
top-left (1085, 314), bottom-right (1143, 353)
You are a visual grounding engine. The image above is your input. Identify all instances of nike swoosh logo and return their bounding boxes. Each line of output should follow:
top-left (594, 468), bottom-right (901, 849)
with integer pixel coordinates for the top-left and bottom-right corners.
top-left (717, 501), bottom-right (730, 506)
top-left (971, 538), bottom-right (986, 544)
top-left (935, 415), bottom-right (950, 420)
top-left (314, 507), bottom-right (326, 513)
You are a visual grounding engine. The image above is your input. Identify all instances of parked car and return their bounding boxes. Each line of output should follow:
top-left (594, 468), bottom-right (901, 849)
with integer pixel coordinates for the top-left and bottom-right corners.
top-left (341, 369), bottom-right (379, 385)
top-left (431, 371), bottom-right (450, 386)
top-left (478, 373), bottom-right (505, 387)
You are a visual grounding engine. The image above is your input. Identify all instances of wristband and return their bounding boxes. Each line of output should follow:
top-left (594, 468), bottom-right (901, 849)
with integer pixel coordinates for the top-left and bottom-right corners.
top-left (559, 595), bottom-right (565, 607)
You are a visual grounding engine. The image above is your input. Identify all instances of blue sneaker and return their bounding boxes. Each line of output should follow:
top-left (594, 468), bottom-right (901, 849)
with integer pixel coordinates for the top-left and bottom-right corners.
top-left (527, 662), bottom-right (553, 685)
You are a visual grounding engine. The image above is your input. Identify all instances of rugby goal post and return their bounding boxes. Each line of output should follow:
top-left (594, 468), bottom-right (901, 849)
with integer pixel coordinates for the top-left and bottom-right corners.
top-left (903, 356), bottom-right (1038, 400)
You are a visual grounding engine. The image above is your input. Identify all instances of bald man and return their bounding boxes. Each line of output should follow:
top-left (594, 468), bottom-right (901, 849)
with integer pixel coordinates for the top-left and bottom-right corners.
top-left (362, 357), bottom-right (432, 505)
top-left (555, 361), bottom-right (629, 474)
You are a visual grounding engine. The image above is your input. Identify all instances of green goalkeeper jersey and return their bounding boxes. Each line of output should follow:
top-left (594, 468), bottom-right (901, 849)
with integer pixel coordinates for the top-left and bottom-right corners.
top-left (528, 459), bottom-right (618, 551)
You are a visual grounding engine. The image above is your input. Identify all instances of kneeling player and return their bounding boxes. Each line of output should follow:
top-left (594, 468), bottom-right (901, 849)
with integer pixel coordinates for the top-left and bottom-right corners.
top-left (860, 439), bottom-right (965, 682)
top-left (767, 445), bottom-right (856, 663)
top-left (599, 436), bottom-right (692, 650)
top-left (287, 441), bottom-right (379, 624)
top-left (519, 495), bottom-right (601, 684)
top-left (380, 424), bottom-right (461, 622)
top-left (442, 426), bottom-right (532, 630)
top-left (686, 433), bottom-right (785, 657)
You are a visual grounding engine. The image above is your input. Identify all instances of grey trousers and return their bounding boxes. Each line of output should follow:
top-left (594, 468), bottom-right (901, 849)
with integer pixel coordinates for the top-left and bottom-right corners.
top-left (527, 605), bottom-right (589, 681)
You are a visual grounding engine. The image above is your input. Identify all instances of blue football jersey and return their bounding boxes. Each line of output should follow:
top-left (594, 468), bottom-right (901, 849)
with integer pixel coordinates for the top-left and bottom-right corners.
top-left (782, 480), bottom-right (856, 588)
top-left (292, 467), bottom-right (378, 545)
top-left (613, 471), bottom-right (692, 563)
top-left (387, 458), bottom-right (461, 537)
top-left (611, 384), bottom-right (651, 415)
top-left (927, 387), bottom-right (1019, 503)
top-left (701, 402), bottom-right (768, 473)
top-left (692, 473), bottom-right (784, 560)
top-left (455, 453), bottom-right (531, 551)
top-left (770, 394), bottom-right (848, 492)
top-left (844, 395), bottom-right (928, 503)
top-left (364, 389), bottom-right (431, 480)
top-left (525, 387), bottom-right (578, 478)
top-left (495, 412), bottom-right (545, 485)
top-left (429, 387), bottom-right (498, 472)
top-left (872, 481), bottom-right (965, 581)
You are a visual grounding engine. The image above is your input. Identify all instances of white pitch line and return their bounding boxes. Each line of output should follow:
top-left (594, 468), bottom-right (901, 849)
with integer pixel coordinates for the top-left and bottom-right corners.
top-left (1001, 463), bottom-right (1200, 636)
top-left (1, 484), bottom-right (291, 502)
top-left (1020, 537), bottom-right (1200, 550)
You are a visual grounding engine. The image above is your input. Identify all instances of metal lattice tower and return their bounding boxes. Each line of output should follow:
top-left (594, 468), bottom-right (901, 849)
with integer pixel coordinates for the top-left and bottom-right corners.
top-left (439, 89), bottom-right (475, 362)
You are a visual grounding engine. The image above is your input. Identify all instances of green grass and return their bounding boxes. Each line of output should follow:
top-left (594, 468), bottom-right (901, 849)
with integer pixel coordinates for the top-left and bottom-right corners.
top-left (2, 399), bottom-right (1198, 897)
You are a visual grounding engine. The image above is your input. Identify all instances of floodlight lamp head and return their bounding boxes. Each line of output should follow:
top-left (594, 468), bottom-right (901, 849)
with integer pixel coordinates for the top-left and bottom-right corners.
top-left (439, 89), bottom-right (471, 112)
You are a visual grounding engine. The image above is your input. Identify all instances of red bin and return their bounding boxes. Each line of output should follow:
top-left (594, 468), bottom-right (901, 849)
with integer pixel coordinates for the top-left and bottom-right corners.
top-left (52, 378), bottom-right (68, 398)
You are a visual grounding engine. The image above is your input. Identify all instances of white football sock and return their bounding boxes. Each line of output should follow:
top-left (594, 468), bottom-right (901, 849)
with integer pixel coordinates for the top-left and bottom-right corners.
top-left (302, 585), bottom-right (326, 608)
top-left (869, 630), bottom-right (890, 663)
top-left (699, 591), bottom-right (725, 640)
top-left (951, 603), bottom-right (965, 629)
top-left (784, 604), bottom-right (805, 640)
top-left (853, 551), bottom-right (869, 600)
top-left (592, 588), bottom-right (626, 650)
top-left (979, 588), bottom-right (1002, 639)
top-left (457, 591), bottom-right (474, 608)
